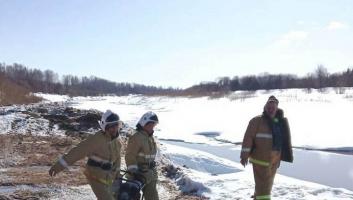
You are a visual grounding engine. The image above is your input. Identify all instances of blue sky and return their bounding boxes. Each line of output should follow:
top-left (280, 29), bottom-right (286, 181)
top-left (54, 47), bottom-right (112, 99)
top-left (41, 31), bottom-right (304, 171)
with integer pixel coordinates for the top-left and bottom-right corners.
top-left (1, 0), bottom-right (353, 88)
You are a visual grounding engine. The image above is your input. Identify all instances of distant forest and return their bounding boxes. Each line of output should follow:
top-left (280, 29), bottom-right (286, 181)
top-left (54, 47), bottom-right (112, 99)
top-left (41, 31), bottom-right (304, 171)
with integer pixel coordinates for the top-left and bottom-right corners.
top-left (0, 63), bottom-right (180, 97)
top-left (1, 62), bottom-right (353, 105)
top-left (184, 65), bottom-right (353, 96)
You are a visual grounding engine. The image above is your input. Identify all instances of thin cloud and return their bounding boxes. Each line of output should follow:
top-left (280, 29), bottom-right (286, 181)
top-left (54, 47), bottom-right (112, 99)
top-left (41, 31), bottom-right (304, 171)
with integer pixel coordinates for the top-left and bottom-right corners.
top-left (326, 21), bottom-right (349, 30)
top-left (296, 20), bottom-right (305, 25)
top-left (276, 31), bottom-right (309, 46)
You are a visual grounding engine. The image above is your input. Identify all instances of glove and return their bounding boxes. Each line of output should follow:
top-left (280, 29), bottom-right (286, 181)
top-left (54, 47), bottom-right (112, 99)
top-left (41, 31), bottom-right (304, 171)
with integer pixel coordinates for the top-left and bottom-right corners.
top-left (240, 157), bottom-right (248, 168)
top-left (49, 162), bottom-right (65, 176)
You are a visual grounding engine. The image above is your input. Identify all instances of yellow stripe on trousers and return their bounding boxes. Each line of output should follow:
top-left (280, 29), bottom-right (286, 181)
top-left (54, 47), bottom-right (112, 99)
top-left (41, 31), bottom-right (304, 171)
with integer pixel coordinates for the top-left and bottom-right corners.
top-left (249, 157), bottom-right (270, 167)
top-left (256, 195), bottom-right (271, 199)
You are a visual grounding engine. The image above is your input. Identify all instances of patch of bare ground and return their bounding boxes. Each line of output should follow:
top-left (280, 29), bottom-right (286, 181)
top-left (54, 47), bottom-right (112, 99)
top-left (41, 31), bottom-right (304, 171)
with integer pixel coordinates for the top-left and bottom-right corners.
top-left (0, 134), bottom-right (201, 199)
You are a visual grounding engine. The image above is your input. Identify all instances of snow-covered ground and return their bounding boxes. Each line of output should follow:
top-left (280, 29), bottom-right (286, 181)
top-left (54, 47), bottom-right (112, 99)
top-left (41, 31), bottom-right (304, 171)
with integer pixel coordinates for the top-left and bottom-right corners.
top-left (0, 104), bottom-right (65, 136)
top-left (163, 140), bottom-right (353, 196)
top-left (39, 88), bottom-right (353, 149)
top-left (36, 88), bottom-right (353, 199)
top-left (162, 142), bottom-right (353, 200)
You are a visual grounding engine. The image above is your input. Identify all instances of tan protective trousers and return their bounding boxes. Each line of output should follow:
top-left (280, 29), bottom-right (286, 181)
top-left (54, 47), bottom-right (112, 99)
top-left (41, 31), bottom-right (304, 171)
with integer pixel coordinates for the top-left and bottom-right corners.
top-left (87, 177), bottom-right (115, 200)
top-left (142, 180), bottom-right (159, 200)
top-left (252, 152), bottom-right (281, 200)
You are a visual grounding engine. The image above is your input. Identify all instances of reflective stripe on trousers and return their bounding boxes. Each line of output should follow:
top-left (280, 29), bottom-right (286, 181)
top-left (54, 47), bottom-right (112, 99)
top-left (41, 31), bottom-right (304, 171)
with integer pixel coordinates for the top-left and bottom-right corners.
top-left (256, 194), bottom-right (271, 200)
top-left (249, 157), bottom-right (270, 167)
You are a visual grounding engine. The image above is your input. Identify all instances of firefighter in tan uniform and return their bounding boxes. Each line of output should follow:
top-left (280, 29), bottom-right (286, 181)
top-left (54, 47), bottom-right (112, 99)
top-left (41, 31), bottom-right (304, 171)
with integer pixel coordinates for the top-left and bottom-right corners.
top-left (240, 96), bottom-right (293, 200)
top-left (49, 110), bottom-right (122, 200)
top-left (125, 111), bottom-right (159, 200)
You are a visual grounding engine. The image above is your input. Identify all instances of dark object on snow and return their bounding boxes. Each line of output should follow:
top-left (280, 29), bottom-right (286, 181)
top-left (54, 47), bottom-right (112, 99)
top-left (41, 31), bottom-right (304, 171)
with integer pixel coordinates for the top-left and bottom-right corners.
top-left (117, 170), bottom-right (145, 200)
top-left (117, 180), bottom-right (144, 200)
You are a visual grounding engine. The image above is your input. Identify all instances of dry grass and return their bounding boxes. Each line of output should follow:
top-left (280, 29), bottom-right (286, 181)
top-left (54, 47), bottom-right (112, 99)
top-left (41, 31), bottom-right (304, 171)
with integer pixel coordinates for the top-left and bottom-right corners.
top-left (0, 134), bottom-right (87, 187)
top-left (0, 74), bottom-right (42, 106)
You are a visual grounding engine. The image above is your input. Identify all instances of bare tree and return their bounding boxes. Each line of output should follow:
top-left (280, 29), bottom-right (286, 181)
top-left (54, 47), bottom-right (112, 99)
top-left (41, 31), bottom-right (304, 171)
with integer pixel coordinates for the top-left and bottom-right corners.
top-left (315, 65), bottom-right (329, 89)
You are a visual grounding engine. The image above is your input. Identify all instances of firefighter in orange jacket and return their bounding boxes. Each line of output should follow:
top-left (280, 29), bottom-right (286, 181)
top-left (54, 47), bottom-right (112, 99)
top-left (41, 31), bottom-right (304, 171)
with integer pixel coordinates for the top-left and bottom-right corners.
top-left (240, 96), bottom-right (293, 200)
top-left (125, 111), bottom-right (159, 200)
top-left (49, 110), bottom-right (122, 200)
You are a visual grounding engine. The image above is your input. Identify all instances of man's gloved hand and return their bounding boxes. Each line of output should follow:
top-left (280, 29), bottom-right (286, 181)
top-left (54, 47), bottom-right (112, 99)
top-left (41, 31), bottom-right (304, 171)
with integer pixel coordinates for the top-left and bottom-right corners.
top-left (49, 162), bottom-right (65, 177)
top-left (240, 157), bottom-right (248, 168)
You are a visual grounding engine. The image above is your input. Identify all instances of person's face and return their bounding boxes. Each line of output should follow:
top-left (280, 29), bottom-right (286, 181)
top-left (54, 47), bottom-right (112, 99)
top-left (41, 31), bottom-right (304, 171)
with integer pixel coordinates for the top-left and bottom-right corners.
top-left (144, 122), bottom-right (157, 134)
top-left (106, 123), bottom-right (120, 138)
top-left (265, 101), bottom-right (278, 118)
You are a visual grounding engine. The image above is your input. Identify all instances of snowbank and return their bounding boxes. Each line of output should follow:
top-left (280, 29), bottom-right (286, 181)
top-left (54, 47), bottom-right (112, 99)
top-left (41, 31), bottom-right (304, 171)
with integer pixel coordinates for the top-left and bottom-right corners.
top-left (162, 142), bottom-right (353, 199)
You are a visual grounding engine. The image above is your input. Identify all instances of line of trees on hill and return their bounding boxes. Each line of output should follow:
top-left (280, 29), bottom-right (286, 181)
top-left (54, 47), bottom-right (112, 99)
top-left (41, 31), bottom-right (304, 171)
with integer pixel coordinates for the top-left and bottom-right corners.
top-left (1, 62), bottom-right (353, 105)
top-left (184, 65), bottom-right (353, 95)
top-left (0, 63), bottom-right (180, 97)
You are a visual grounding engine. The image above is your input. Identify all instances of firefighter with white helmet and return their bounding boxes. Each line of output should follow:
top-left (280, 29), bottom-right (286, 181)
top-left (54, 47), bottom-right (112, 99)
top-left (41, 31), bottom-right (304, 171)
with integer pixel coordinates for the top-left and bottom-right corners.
top-left (49, 110), bottom-right (122, 200)
top-left (125, 111), bottom-right (159, 200)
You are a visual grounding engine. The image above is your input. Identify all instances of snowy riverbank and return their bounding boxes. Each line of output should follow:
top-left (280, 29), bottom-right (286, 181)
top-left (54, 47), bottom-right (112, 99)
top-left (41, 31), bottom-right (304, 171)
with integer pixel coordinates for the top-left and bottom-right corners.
top-left (33, 89), bottom-right (353, 199)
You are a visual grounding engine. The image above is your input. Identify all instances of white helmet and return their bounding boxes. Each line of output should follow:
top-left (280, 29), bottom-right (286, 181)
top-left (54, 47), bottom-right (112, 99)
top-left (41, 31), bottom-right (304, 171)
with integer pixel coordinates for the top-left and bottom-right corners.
top-left (99, 110), bottom-right (120, 131)
top-left (138, 111), bottom-right (159, 127)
